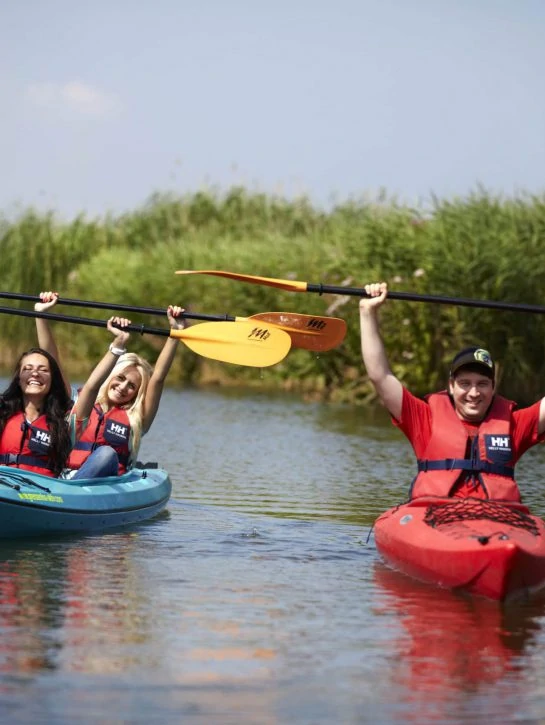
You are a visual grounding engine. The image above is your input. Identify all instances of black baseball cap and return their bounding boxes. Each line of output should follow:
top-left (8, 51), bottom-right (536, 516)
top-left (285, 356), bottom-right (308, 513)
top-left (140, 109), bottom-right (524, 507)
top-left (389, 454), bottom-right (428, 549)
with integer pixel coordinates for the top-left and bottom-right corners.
top-left (449, 346), bottom-right (495, 380)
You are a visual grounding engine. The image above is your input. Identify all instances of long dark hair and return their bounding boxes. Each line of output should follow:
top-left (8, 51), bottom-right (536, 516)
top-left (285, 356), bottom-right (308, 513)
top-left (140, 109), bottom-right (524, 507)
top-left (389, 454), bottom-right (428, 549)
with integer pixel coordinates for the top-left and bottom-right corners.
top-left (0, 348), bottom-right (73, 476)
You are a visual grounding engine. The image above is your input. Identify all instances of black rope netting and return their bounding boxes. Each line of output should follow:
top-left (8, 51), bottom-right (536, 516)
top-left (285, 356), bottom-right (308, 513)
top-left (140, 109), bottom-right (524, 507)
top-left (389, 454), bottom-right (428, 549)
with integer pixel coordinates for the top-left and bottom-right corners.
top-left (424, 498), bottom-right (539, 536)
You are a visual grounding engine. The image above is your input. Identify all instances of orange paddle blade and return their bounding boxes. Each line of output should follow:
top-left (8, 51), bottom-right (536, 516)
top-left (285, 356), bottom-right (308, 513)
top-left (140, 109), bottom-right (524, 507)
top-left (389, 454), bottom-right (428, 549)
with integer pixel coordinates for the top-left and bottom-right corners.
top-left (247, 312), bottom-right (346, 352)
top-left (176, 269), bottom-right (308, 292)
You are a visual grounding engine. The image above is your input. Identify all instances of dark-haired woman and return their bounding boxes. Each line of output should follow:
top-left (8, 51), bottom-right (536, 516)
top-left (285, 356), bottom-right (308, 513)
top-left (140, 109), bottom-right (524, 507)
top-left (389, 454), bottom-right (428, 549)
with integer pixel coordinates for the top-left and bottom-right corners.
top-left (0, 348), bottom-right (73, 477)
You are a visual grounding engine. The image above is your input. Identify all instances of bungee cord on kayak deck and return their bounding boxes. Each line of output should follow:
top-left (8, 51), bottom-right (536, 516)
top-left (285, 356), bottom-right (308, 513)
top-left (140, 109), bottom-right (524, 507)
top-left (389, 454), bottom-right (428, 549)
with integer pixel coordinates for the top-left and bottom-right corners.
top-left (424, 498), bottom-right (540, 536)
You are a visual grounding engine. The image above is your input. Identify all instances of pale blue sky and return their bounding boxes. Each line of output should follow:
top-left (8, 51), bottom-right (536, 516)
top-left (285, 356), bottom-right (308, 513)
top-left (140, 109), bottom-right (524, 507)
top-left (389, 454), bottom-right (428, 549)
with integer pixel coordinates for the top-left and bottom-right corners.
top-left (1, 0), bottom-right (544, 219)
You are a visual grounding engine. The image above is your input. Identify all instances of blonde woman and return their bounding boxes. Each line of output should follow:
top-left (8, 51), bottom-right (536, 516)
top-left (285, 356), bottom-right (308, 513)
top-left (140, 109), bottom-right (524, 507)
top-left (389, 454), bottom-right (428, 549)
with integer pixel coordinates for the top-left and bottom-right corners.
top-left (36, 292), bottom-right (186, 479)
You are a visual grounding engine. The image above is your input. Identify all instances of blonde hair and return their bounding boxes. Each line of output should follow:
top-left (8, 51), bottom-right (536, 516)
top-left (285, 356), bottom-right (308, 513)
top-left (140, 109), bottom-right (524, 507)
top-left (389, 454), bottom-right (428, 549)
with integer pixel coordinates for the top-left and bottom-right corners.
top-left (95, 353), bottom-right (153, 457)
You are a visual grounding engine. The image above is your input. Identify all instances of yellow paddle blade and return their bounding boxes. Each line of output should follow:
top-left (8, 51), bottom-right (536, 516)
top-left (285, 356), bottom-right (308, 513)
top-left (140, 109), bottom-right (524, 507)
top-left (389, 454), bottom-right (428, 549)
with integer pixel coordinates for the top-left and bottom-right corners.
top-left (245, 312), bottom-right (347, 352)
top-left (170, 321), bottom-right (291, 367)
top-left (176, 269), bottom-right (308, 292)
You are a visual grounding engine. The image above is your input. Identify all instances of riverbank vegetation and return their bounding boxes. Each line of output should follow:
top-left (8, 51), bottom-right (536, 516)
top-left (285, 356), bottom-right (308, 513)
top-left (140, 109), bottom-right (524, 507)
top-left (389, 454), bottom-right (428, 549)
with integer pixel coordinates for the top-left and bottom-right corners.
top-left (1, 187), bottom-right (545, 404)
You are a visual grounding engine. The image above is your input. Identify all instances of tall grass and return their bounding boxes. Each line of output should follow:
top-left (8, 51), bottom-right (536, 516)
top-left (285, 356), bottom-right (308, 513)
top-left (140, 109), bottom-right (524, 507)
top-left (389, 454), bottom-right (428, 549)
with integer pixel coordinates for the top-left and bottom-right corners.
top-left (1, 187), bottom-right (545, 404)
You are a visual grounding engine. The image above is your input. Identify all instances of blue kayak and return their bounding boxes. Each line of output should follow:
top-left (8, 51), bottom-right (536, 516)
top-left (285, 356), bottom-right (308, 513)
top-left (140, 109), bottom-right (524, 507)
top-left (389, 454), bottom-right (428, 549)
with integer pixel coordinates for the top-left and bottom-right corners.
top-left (0, 463), bottom-right (172, 538)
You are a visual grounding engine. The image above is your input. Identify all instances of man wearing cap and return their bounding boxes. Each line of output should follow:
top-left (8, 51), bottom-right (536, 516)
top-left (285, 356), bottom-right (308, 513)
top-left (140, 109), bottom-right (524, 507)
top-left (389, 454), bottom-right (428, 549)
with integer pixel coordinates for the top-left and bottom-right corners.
top-left (359, 282), bottom-right (545, 501)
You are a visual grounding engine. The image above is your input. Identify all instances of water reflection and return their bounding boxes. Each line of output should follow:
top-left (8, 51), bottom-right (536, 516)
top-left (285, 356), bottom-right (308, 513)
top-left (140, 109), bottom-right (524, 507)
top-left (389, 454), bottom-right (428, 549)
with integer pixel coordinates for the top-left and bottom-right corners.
top-left (373, 562), bottom-right (545, 722)
top-left (0, 534), bottom-right (154, 678)
top-left (59, 534), bottom-right (156, 674)
top-left (0, 544), bottom-right (66, 675)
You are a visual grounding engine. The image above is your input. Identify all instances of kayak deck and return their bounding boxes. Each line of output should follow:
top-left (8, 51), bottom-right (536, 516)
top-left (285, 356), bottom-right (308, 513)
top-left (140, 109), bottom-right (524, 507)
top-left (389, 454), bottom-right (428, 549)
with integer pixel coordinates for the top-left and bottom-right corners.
top-left (374, 497), bottom-right (545, 602)
top-left (0, 464), bottom-right (172, 538)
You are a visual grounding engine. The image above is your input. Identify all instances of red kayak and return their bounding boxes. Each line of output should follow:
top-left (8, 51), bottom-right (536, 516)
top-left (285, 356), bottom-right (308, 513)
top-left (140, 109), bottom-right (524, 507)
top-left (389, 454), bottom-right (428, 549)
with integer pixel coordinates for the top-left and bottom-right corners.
top-left (374, 497), bottom-right (545, 602)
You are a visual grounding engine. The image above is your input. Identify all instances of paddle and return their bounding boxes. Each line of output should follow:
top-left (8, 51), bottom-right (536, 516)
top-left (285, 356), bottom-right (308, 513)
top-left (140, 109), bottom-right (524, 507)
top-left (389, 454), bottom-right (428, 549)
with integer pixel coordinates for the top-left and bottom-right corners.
top-left (175, 270), bottom-right (545, 315)
top-left (0, 306), bottom-right (291, 367)
top-left (243, 312), bottom-right (345, 352)
top-left (0, 292), bottom-right (346, 352)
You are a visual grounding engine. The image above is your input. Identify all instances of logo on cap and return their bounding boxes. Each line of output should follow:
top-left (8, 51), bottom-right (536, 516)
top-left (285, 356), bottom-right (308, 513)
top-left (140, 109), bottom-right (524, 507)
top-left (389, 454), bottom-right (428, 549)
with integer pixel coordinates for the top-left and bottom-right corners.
top-left (474, 349), bottom-right (493, 368)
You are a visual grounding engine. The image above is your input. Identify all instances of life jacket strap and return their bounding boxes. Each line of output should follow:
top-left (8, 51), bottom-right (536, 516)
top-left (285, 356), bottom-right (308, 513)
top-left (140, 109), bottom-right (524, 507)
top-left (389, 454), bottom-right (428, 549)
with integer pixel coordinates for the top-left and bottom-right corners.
top-left (72, 443), bottom-right (130, 467)
top-left (73, 441), bottom-right (95, 451)
top-left (417, 458), bottom-right (515, 478)
top-left (0, 453), bottom-right (55, 471)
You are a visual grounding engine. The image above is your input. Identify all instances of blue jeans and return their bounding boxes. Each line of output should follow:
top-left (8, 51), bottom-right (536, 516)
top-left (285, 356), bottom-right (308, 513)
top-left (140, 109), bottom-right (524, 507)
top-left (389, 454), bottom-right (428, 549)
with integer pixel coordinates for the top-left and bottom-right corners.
top-left (71, 446), bottom-right (120, 480)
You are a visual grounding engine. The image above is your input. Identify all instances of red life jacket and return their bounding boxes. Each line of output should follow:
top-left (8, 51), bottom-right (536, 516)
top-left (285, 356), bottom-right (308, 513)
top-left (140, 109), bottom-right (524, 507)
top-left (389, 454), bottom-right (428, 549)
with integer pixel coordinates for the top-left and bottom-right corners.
top-left (410, 391), bottom-right (521, 502)
top-left (68, 406), bottom-right (132, 474)
top-left (0, 412), bottom-right (56, 476)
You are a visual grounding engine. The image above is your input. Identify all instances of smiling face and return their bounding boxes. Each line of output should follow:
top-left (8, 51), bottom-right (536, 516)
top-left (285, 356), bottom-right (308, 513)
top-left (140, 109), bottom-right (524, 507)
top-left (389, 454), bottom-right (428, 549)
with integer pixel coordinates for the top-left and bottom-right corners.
top-left (19, 353), bottom-right (52, 400)
top-left (106, 366), bottom-right (142, 408)
top-left (448, 370), bottom-right (495, 423)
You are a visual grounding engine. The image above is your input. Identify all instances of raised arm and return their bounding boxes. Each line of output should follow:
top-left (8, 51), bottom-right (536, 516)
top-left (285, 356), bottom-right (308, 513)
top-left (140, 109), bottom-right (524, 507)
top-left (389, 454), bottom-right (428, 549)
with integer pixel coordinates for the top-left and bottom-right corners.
top-left (141, 305), bottom-right (186, 433)
top-left (359, 282), bottom-right (403, 420)
top-left (35, 291), bottom-right (71, 396)
top-left (71, 317), bottom-right (131, 422)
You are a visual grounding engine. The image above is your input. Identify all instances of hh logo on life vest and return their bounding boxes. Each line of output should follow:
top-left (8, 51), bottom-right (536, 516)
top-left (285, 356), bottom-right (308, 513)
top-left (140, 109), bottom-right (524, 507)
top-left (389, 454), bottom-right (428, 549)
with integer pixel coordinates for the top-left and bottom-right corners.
top-left (34, 430), bottom-right (51, 445)
top-left (484, 434), bottom-right (513, 463)
top-left (29, 428), bottom-right (51, 454)
top-left (104, 420), bottom-right (130, 443)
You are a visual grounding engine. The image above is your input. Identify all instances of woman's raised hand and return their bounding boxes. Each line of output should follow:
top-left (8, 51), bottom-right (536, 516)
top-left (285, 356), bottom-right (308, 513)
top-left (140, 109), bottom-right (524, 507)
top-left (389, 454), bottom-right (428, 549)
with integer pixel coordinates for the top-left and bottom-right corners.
top-left (35, 291), bottom-right (59, 312)
top-left (107, 316), bottom-right (131, 348)
top-left (167, 305), bottom-right (187, 331)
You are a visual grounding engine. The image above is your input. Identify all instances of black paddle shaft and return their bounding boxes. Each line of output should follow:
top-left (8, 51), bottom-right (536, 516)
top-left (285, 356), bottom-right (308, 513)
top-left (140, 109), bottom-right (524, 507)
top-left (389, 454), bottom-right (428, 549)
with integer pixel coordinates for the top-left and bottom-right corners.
top-left (0, 292), bottom-right (235, 322)
top-left (306, 284), bottom-right (545, 315)
top-left (0, 305), bottom-right (170, 336)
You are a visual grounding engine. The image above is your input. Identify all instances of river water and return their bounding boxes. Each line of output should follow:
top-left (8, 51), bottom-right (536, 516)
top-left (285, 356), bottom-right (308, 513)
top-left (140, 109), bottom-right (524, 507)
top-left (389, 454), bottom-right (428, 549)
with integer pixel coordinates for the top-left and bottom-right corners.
top-left (2, 386), bottom-right (545, 724)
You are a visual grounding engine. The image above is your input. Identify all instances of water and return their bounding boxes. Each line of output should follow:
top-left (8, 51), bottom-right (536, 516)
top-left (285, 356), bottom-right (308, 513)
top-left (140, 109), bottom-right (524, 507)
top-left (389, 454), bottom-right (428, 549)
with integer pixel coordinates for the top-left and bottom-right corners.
top-left (2, 386), bottom-right (545, 724)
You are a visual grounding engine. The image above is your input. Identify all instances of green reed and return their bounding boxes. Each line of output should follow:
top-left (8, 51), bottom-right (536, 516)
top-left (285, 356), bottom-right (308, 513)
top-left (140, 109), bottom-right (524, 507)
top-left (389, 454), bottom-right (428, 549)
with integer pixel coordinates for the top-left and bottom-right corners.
top-left (1, 187), bottom-right (545, 404)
